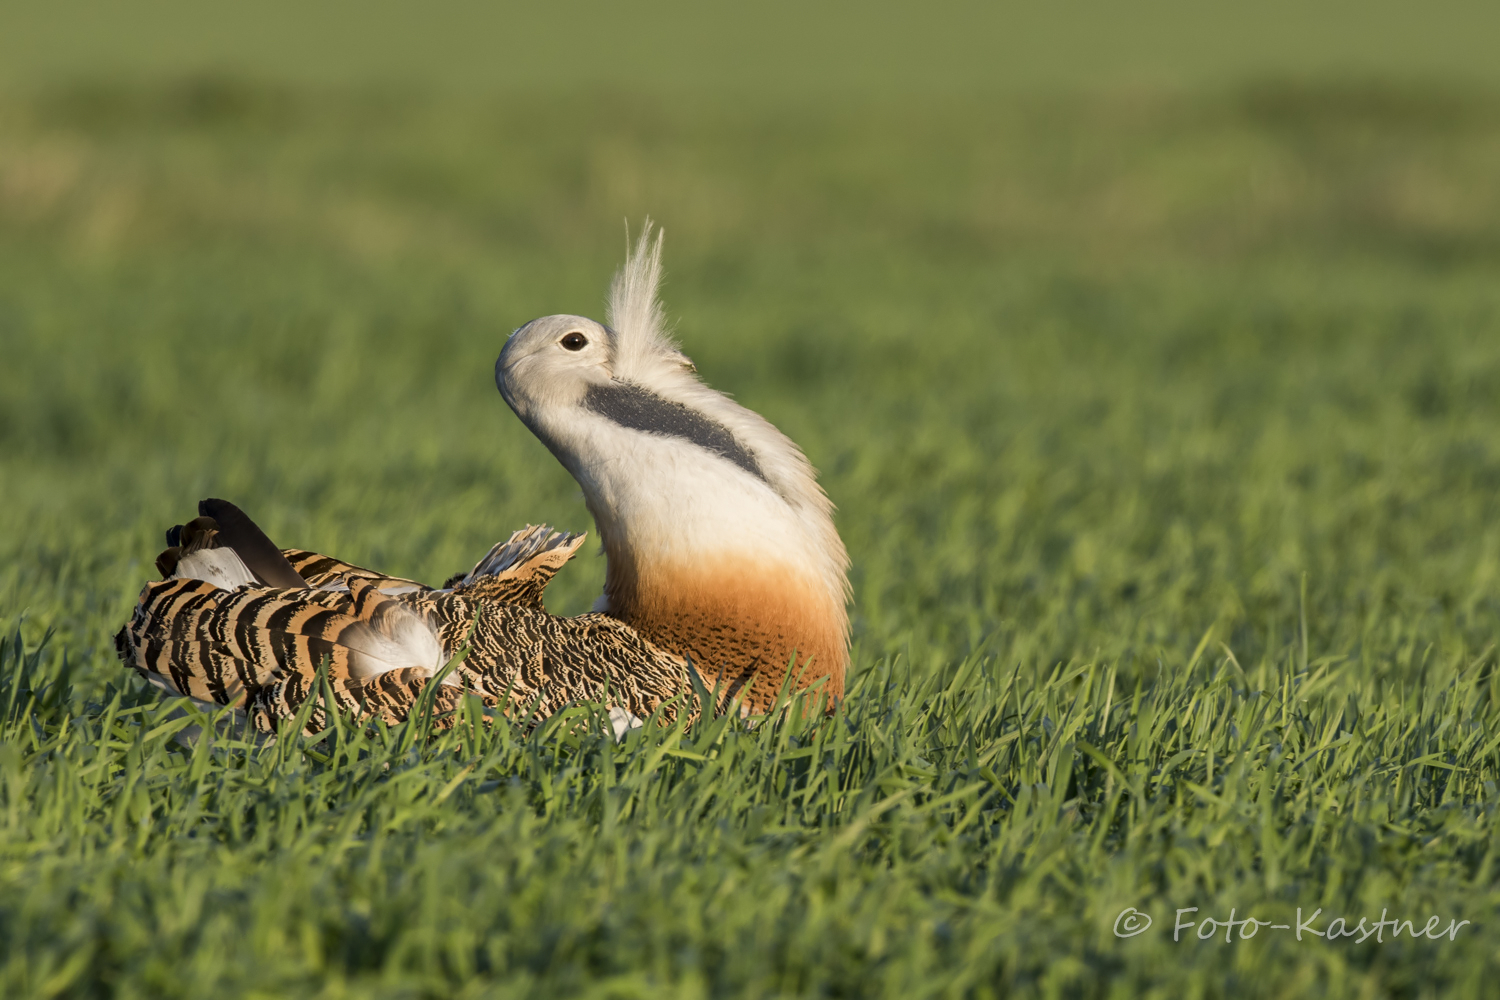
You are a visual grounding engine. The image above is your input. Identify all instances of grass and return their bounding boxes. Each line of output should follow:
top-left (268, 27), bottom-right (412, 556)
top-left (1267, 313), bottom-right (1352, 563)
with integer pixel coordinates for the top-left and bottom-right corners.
top-left (4, 78), bottom-right (1500, 996)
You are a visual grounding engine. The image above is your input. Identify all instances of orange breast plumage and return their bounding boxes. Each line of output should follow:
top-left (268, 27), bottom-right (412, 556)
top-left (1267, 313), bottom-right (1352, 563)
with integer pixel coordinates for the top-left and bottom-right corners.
top-left (603, 555), bottom-right (848, 712)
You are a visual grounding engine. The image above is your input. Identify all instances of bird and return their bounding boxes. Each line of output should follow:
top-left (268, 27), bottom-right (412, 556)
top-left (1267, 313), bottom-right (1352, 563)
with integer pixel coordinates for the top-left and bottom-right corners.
top-left (115, 224), bottom-right (851, 734)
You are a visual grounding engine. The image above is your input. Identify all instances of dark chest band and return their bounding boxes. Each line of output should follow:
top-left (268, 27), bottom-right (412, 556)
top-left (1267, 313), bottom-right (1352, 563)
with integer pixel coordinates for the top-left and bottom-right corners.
top-left (584, 381), bottom-right (768, 484)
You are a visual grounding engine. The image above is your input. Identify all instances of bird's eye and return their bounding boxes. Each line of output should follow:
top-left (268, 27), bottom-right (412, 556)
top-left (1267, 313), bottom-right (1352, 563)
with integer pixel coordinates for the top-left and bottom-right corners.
top-left (560, 332), bottom-right (588, 351)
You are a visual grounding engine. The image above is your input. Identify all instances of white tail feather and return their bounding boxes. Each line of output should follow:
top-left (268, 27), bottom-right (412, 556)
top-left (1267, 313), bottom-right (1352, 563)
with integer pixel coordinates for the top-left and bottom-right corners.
top-left (341, 585), bottom-right (447, 681)
top-left (608, 706), bottom-right (644, 741)
top-left (174, 548), bottom-right (256, 590)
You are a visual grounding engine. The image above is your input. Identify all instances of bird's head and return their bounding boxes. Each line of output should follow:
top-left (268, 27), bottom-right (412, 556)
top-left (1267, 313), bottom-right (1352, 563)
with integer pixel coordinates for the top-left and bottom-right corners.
top-left (494, 314), bottom-right (619, 436)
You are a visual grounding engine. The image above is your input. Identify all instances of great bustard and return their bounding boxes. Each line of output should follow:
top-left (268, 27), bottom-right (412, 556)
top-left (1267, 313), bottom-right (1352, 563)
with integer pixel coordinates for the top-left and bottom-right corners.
top-left (116, 226), bottom-right (851, 732)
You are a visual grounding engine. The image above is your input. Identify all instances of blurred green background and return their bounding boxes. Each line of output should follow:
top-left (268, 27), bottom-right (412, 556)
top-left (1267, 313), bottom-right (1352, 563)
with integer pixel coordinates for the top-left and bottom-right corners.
top-left (6, 0), bottom-right (1500, 94)
top-left (4, 3), bottom-right (1500, 996)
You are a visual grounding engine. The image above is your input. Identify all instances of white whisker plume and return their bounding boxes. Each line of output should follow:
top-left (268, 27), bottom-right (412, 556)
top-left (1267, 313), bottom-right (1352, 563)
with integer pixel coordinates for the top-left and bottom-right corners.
top-left (607, 222), bottom-right (679, 381)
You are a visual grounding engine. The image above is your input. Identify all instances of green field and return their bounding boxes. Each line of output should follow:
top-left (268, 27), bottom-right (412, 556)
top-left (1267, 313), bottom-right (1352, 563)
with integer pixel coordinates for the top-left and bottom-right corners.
top-left (5, 55), bottom-right (1500, 998)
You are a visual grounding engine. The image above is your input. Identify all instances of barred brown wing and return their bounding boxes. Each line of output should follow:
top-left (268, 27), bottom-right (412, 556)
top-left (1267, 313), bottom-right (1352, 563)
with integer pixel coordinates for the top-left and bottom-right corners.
top-left (119, 518), bottom-right (697, 733)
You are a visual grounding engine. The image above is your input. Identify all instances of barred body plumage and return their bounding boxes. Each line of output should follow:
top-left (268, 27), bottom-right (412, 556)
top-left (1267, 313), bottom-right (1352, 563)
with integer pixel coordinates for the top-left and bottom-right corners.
top-left (116, 522), bottom-right (695, 734)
